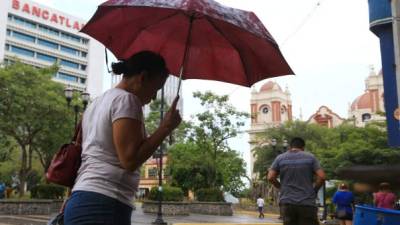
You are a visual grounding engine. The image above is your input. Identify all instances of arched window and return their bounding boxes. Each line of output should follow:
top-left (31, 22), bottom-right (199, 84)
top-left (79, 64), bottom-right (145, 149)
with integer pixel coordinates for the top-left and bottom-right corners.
top-left (259, 104), bottom-right (270, 114)
top-left (362, 113), bottom-right (371, 122)
top-left (262, 107), bottom-right (269, 114)
top-left (281, 105), bottom-right (287, 114)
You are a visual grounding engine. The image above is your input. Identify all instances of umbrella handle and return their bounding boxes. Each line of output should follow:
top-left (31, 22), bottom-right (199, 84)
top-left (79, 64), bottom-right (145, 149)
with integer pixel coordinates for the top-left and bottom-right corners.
top-left (176, 66), bottom-right (183, 97)
top-left (105, 48), bottom-right (112, 73)
top-left (175, 15), bottom-right (194, 98)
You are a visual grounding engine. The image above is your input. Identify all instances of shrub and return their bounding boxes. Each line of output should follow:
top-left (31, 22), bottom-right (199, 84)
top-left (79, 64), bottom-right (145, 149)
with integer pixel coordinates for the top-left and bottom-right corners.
top-left (30, 184), bottom-right (65, 199)
top-left (196, 188), bottom-right (224, 202)
top-left (148, 186), bottom-right (184, 202)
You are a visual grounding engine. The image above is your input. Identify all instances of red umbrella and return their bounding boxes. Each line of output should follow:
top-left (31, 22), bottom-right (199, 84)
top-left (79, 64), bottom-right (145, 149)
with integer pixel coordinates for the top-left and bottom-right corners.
top-left (81, 0), bottom-right (293, 88)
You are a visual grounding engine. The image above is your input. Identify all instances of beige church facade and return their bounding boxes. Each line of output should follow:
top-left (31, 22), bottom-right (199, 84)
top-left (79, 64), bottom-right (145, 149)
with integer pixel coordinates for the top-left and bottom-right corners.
top-left (248, 68), bottom-right (385, 178)
top-left (248, 81), bottom-right (292, 178)
top-left (349, 68), bottom-right (385, 127)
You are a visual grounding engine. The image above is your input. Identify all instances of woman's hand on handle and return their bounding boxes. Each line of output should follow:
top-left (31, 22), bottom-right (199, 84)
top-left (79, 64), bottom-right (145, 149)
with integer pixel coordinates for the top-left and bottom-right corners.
top-left (160, 96), bottom-right (182, 133)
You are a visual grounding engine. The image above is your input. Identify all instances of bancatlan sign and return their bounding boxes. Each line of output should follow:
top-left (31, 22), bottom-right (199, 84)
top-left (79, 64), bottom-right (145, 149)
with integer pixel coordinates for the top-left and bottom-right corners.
top-left (11, 0), bottom-right (85, 31)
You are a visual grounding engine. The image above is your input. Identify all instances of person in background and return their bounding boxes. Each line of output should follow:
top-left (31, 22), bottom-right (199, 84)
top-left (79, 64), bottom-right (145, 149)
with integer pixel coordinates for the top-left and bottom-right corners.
top-left (267, 137), bottom-right (326, 225)
top-left (374, 182), bottom-right (397, 209)
top-left (332, 183), bottom-right (354, 225)
top-left (257, 194), bottom-right (265, 218)
top-left (0, 182), bottom-right (5, 199)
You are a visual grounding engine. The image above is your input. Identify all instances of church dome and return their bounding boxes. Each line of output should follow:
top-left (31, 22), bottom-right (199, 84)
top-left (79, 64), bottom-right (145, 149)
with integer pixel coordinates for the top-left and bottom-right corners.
top-left (260, 81), bottom-right (282, 92)
top-left (351, 92), bottom-right (373, 110)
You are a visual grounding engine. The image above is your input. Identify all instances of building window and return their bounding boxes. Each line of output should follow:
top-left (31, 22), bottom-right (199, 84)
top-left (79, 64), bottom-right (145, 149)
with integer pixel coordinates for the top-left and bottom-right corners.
top-left (82, 39), bottom-right (89, 45)
top-left (8, 14), bottom-right (12, 21)
top-left (148, 168), bottom-right (158, 178)
top-left (61, 45), bottom-right (79, 56)
top-left (80, 65), bottom-right (87, 71)
top-left (61, 32), bottom-right (81, 43)
top-left (12, 31), bottom-right (36, 43)
top-left (10, 46), bottom-right (35, 57)
top-left (6, 29), bottom-right (11, 36)
top-left (5, 44), bottom-right (10, 51)
top-left (81, 51), bottom-right (87, 58)
top-left (37, 53), bottom-right (57, 63)
top-left (38, 25), bottom-right (59, 36)
top-left (60, 59), bottom-right (79, 69)
top-left (58, 72), bottom-right (78, 82)
top-left (13, 16), bottom-right (37, 29)
top-left (281, 106), bottom-right (286, 114)
top-left (38, 39), bottom-right (59, 49)
top-left (4, 58), bottom-right (14, 65)
top-left (262, 107), bottom-right (269, 114)
top-left (362, 113), bottom-right (372, 122)
top-left (80, 78), bottom-right (86, 84)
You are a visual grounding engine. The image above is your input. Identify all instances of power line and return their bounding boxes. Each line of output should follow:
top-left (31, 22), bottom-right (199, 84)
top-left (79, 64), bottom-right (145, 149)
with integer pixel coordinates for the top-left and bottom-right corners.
top-left (281, 0), bottom-right (324, 46)
top-left (229, 1), bottom-right (324, 97)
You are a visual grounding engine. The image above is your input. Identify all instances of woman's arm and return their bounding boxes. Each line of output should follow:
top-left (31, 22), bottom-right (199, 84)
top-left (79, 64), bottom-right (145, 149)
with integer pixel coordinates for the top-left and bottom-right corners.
top-left (113, 97), bottom-right (181, 171)
top-left (332, 191), bottom-right (338, 204)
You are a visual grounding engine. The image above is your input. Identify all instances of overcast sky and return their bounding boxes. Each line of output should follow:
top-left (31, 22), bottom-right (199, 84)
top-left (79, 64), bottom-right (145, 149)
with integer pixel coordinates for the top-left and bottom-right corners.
top-left (34, 0), bottom-right (382, 175)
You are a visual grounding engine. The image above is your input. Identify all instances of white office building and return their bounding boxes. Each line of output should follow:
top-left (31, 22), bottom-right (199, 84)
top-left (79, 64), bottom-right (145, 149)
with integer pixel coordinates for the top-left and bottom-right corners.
top-left (0, 0), bottom-right (104, 97)
top-left (112, 74), bottom-right (183, 114)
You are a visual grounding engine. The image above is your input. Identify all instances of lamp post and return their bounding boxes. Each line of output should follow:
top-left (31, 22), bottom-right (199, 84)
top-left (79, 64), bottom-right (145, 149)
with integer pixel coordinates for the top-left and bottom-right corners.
top-left (64, 87), bottom-right (90, 128)
top-left (282, 139), bottom-right (288, 152)
top-left (271, 138), bottom-right (277, 152)
top-left (153, 87), bottom-right (167, 225)
top-left (269, 138), bottom-right (287, 220)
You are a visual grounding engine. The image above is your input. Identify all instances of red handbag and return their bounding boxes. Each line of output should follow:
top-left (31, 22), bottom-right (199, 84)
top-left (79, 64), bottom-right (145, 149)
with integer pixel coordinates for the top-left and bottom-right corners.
top-left (46, 121), bottom-right (82, 188)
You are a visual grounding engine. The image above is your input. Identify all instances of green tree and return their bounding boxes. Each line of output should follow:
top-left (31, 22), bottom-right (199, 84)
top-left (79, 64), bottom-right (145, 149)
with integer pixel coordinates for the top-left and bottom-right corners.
top-left (320, 122), bottom-right (400, 178)
top-left (145, 99), bottom-right (191, 151)
top-left (0, 61), bottom-right (73, 196)
top-left (252, 120), bottom-right (335, 178)
top-left (252, 120), bottom-right (400, 180)
top-left (167, 91), bottom-right (248, 195)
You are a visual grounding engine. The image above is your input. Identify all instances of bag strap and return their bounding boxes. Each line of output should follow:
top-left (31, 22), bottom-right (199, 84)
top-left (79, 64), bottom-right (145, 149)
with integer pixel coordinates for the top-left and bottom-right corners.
top-left (72, 120), bottom-right (82, 145)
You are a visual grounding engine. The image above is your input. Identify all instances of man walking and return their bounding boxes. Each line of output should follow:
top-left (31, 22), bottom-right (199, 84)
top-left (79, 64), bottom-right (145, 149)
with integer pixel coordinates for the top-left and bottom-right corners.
top-left (256, 194), bottom-right (265, 218)
top-left (267, 137), bottom-right (326, 225)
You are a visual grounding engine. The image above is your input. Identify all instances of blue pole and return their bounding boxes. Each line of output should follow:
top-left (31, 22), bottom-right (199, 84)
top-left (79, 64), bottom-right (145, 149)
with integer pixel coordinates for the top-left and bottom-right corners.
top-left (368, 0), bottom-right (400, 147)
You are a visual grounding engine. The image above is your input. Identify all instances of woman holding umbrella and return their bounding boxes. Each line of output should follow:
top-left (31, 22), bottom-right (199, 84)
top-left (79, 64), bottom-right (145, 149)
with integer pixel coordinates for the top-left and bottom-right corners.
top-left (64, 51), bottom-right (181, 225)
top-left (70, 1), bottom-right (293, 223)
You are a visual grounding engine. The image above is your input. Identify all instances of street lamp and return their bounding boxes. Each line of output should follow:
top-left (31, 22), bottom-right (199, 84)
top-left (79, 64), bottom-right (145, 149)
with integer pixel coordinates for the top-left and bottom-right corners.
top-left (64, 87), bottom-right (73, 106)
top-left (64, 87), bottom-right (90, 128)
top-left (271, 138), bottom-right (277, 150)
top-left (153, 87), bottom-right (167, 225)
top-left (81, 92), bottom-right (90, 109)
top-left (283, 139), bottom-right (288, 152)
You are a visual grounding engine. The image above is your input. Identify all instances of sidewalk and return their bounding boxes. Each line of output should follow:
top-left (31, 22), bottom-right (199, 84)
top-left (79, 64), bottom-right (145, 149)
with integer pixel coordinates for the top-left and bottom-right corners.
top-left (0, 203), bottom-right (282, 225)
top-left (132, 203), bottom-right (282, 225)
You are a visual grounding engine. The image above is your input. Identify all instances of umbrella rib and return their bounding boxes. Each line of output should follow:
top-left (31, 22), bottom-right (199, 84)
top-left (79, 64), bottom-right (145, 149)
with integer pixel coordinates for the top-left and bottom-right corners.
top-left (122, 10), bottom-right (181, 55)
top-left (205, 17), bottom-right (250, 86)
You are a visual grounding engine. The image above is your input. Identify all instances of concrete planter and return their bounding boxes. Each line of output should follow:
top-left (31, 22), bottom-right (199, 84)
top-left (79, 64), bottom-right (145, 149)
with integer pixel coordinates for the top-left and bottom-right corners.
top-left (190, 201), bottom-right (233, 216)
top-left (142, 200), bottom-right (190, 216)
top-left (0, 199), bottom-right (63, 215)
top-left (142, 201), bottom-right (233, 216)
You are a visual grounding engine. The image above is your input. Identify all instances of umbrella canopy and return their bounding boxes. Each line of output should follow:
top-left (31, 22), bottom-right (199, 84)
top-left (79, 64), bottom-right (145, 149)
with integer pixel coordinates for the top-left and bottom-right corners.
top-left (81, 0), bottom-right (293, 87)
top-left (337, 165), bottom-right (400, 189)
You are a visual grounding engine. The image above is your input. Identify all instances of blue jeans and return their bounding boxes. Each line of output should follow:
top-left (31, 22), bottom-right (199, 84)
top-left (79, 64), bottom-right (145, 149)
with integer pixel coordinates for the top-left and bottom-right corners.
top-left (64, 191), bottom-right (132, 225)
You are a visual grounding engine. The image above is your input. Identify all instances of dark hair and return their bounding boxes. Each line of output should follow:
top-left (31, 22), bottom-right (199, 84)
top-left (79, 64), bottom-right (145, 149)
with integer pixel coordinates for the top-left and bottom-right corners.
top-left (379, 182), bottom-right (390, 191)
top-left (290, 137), bottom-right (305, 149)
top-left (111, 51), bottom-right (169, 79)
top-left (339, 183), bottom-right (348, 190)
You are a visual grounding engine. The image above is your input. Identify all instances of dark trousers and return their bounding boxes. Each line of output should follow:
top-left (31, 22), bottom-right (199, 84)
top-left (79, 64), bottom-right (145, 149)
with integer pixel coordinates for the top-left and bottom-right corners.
top-left (258, 206), bottom-right (264, 218)
top-left (64, 191), bottom-right (132, 225)
top-left (280, 203), bottom-right (319, 225)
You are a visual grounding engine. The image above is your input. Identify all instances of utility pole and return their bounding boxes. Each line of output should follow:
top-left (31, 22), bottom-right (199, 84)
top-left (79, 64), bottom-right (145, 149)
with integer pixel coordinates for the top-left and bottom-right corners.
top-left (392, 0), bottom-right (400, 118)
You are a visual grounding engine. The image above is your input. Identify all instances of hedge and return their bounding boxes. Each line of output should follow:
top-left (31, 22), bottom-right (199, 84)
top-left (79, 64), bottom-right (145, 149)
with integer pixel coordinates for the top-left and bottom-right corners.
top-left (195, 188), bottom-right (224, 202)
top-left (148, 186), bottom-right (184, 202)
top-left (30, 184), bottom-right (65, 199)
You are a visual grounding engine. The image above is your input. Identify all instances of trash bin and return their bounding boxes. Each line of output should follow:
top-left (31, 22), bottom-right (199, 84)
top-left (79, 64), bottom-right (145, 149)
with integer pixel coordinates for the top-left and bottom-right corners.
top-left (354, 205), bottom-right (400, 225)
